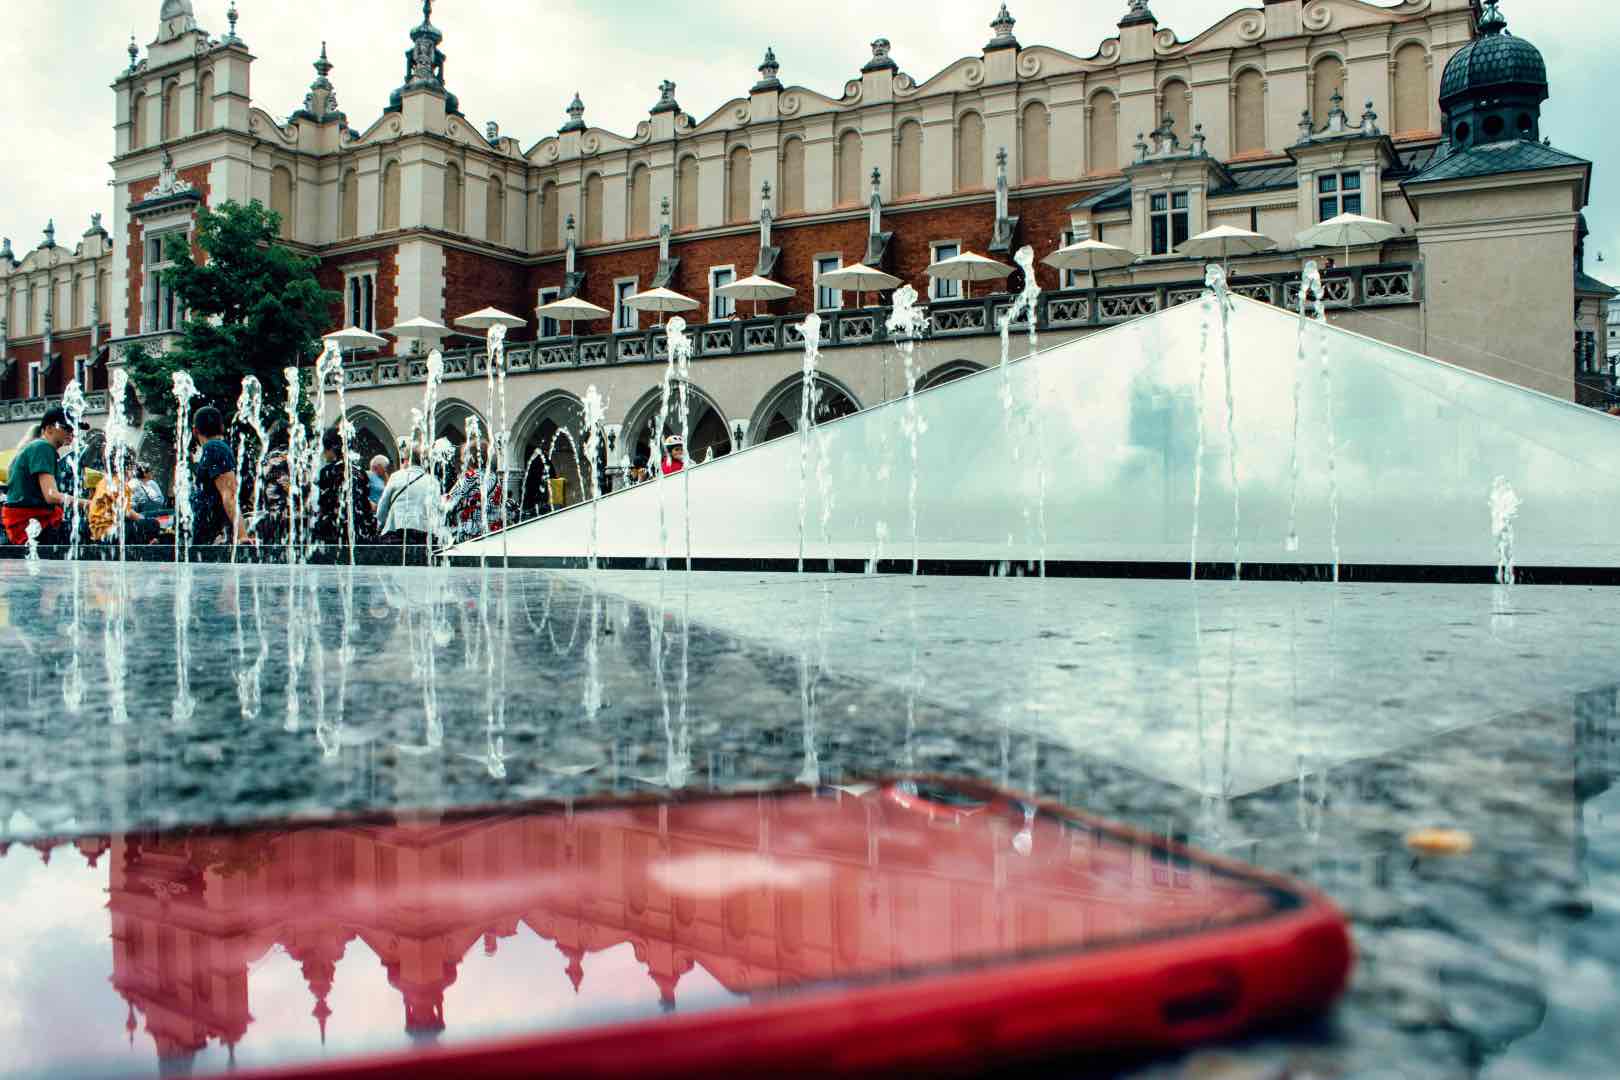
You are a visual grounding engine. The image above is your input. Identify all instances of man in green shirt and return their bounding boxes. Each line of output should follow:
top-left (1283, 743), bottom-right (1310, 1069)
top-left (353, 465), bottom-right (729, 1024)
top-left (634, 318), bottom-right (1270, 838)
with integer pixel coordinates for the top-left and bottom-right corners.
top-left (4, 406), bottom-right (89, 545)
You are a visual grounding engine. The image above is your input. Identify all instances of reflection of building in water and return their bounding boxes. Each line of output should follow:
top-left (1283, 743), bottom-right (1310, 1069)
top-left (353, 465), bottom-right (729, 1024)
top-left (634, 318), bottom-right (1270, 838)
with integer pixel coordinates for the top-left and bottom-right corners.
top-left (92, 793), bottom-right (1242, 1073)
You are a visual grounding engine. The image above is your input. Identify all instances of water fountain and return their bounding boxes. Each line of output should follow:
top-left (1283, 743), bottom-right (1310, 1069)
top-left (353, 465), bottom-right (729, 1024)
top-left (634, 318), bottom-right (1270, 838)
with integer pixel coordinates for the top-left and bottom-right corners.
top-left (1491, 476), bottom-right (1521, 587)
top-left (171, 371), bottom-right (199, 562)
top-left (1286, 262), bottom-right (1326, 554)
top-left (61, 379), bottom-right (89, 562)
top-left (796, 313), bottom-right (822, 573)
top-left (995, 246), bottom-right (1044, 574)
top-left (104, 369), bottom-right (137, 561)
top-left (885, 287), bottom-right (929, 574)
top-left (581, 386), bottom-right (607, 570)
top-left (232, 375), bottom-right (265, 562)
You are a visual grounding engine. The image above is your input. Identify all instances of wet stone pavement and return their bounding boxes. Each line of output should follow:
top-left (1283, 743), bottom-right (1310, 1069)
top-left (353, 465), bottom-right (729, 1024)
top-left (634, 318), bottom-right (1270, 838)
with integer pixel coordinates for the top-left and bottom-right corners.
top-left (0, 562), bottom-right (1615, 1079)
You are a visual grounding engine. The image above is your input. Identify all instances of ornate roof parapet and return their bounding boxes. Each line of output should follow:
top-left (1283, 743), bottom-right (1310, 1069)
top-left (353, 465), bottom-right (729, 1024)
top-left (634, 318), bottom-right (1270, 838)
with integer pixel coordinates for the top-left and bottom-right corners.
top-left (650, 80), bottom-right (681, 115)
top-left (558, 92), bottom-right (585, 134)
top-left (862, 39), bottom-right (898, 74)
top-left (986, 4), bottom-right (1019, 50)
top-left (1131, 114), bottom-right (1209, 164)
top-left (1295, 92), bottom-right (1383, 145)
top-left (0, 237), bottom-right (12, 264)
top-left (752, 47), bottom-right (782, 93)
top-left (1119, 0), bottom-right (1156, 28)
top-left (84, 213), bottom-right (107, 239)
top-left (157, 0), bottom-right (200, 43)
top-left (486, 120), bottom-right (500, 144)
top-left (387, 0), bottom-right (461, 117)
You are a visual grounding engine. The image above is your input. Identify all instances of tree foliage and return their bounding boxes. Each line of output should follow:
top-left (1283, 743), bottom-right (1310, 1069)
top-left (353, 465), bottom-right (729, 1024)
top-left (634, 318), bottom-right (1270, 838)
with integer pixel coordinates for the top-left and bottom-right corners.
top-left (127, 200), bottom-right (336, 443)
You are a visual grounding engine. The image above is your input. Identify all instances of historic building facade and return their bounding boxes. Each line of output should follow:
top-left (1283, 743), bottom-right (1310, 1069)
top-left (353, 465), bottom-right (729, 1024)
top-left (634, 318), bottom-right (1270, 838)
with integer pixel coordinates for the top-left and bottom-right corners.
top-left (0, 0), bottom-right (1611, 499)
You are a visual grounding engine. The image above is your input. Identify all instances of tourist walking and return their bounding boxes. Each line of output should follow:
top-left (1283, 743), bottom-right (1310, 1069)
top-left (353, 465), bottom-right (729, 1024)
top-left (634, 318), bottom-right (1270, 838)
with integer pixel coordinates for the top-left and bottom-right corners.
top-left (3, 406), bottom-right (90, 545)
top-left (190, 406), bottom-right (251, 546)
top-left (447, 438), bottom-right (506, 542)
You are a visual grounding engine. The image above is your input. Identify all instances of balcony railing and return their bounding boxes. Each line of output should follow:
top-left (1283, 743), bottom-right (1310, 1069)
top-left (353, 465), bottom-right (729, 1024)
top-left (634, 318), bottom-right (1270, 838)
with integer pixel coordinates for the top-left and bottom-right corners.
top-left (312, 263), bottom-right (1414, 392)
top-left (5, 390), bottom-right (110, 423)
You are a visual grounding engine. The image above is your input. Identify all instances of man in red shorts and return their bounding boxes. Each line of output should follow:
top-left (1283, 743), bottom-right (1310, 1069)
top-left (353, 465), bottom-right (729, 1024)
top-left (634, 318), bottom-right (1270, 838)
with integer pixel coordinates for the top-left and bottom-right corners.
top-left (4, 406), bottom-right (89, 545)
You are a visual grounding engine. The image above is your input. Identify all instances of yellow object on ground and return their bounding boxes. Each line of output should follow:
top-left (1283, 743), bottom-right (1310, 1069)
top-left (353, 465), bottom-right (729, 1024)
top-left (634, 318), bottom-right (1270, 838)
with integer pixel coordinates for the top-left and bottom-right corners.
top-left (1405, 828), bottom-right (1475, 856)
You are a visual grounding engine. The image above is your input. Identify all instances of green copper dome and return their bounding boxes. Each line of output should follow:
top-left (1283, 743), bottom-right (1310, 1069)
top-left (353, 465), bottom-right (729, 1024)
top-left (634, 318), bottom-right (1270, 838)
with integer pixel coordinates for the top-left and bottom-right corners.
top-left (1439, 2), bottom-right (1547, 108)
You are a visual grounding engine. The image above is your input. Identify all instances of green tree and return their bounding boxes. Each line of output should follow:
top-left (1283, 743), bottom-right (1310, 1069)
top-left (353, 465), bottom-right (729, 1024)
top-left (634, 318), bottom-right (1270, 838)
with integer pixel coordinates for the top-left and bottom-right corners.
top-left (126, 200), bottom-right (336, 444)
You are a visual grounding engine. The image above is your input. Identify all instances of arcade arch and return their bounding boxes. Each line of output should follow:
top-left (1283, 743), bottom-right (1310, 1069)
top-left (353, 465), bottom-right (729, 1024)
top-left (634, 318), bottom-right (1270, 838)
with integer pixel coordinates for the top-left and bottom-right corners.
top-left (622, 382), bottom-right (732, 467)
top-left (748, 374), bottom-right (861, 446)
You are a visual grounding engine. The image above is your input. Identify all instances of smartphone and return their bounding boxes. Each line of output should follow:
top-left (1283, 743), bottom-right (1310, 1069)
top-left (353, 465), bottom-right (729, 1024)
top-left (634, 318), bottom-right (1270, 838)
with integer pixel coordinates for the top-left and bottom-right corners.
top-left (12, 779), bottom-right (1350, 1079)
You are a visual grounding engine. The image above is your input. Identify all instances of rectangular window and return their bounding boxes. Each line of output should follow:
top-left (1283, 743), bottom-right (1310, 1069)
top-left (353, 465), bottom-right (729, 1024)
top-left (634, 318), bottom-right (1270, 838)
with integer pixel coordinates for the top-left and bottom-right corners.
top-left (815, 255), bottom-right (844, 311)
top-left (342, 266), bottom-right (377, 335)
top-left (144, 230), bottom-right (184, 332)
top-left (537, 286), bottom-right (561, 339)
top-left (613, 278), bottom-right (638, 332)
top-left (709, 265), bottom-right (736, 320)
top-left (73, 355), bottom-right (87, 389)
top-left (930, 241), bottom-right (961, 300)
top-left (1150, 192), bottom-right (1189, 256)
top-left (27, 362), bottom-right (41, 399)
top-left (1317, 171), bottom-right (1363, 221)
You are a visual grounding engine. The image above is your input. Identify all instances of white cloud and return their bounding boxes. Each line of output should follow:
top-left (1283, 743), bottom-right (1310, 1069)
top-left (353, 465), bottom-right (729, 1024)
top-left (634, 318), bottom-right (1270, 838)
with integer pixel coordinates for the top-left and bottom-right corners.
top-left (0, 2), bottom-right (1612, 274)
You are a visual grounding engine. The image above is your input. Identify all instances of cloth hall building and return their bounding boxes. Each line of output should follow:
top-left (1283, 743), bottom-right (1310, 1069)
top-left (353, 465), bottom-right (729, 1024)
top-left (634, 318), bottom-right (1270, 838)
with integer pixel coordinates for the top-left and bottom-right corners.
top-left (0, 0), bottom-right (1611, 502)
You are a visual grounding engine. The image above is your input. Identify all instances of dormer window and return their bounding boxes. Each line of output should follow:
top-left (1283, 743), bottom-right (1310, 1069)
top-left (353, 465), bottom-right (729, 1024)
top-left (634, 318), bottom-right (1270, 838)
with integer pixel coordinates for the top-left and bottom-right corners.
top-left (1150, 192), bottom-right (1189, 256)
top-left (1317, 172), bottom-right (1362, 222)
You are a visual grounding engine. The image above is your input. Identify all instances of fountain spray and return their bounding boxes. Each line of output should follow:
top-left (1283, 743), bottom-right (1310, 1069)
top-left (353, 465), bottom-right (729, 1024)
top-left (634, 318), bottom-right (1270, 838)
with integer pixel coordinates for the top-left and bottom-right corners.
top-left (885, 286), bottom-right (930, 574)
top-left (998, 246), bottom-right (1045, 575)
top-left (1205, 264), bottom-right (1242, 581)
top-left (485, 323), bottom-right (512, 568)
top-left (582, 385), bottom-right (607, 570)
top-left (62, 379), bottom-right (89, 562)
top-left (1286, 262), bottom-right (1325, 554)
top-left (232, 375), bottom-right (265, 563)
top-left (796, 313), bottom-right (822, 573)
top-left (171, 371), bottom-right (199, 563)
top-left (105, 369), bottom-right (137, 563)
top-left (1490, 476), bottom-right (1521, 588)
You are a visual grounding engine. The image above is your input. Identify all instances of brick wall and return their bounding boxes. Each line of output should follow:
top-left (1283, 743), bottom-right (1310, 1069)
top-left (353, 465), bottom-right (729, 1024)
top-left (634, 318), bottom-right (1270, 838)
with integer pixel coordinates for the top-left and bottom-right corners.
top-left (124, 163), bottom-right (212, 335)
top-left (315, 245), bottom-right (400, 353)
top-left (443, 247), bottom-right (531, 341)
top-left (520, 192), bottom-right (1079, 332)
top-left (0, 326), bottom-right (107, 399)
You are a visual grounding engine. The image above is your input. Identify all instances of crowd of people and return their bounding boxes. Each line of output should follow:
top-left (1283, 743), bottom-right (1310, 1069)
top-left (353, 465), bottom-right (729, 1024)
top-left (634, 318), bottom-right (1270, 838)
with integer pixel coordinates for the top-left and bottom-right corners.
top-left (0, 404), bottom-right (585, 553)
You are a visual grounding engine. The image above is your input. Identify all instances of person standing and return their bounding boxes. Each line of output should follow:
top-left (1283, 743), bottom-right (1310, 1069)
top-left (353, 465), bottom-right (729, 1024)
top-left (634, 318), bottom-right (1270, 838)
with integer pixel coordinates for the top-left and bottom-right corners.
top-left (377, 443), bottom-right (442, 545)
top-left (3, 406), bottom-right (89, 544)
top-left (367, 455), bottom-right (391, 513)
top-left (89, 448), bottom-right (160, 544)
top-left (660, 434), bottom-right (685, 476)
top-left (313, 427), bottom-right (378, 548)
top-left (190, 405), bottom-right (251, 546)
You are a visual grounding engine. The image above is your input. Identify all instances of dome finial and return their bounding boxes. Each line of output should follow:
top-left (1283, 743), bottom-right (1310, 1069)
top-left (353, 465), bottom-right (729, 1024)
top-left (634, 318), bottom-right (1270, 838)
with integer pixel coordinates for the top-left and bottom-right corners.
top-left (1479, 0), bottom-right (1507, 35)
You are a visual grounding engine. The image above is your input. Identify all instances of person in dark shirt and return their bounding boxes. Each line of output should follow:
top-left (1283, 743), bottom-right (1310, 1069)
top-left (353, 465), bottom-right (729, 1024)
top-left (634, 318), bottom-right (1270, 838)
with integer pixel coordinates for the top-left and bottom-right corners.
top-left (313, 427), bottom-right (378, 550)
top-left (189, 405), bottom-right (249, 545)
top-left (4, 406), bottom-right (90, 544)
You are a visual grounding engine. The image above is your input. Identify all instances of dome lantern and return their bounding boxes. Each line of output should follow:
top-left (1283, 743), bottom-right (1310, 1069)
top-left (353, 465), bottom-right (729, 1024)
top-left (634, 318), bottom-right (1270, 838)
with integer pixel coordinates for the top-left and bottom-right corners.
top-left (1437, 1), bottom-right (1548, 150)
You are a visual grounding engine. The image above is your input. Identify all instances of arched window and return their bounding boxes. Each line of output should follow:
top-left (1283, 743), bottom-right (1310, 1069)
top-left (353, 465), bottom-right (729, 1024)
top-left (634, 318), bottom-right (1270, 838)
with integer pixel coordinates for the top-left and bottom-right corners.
top-left (163, 81), bottom-right (181, 141)
top-left (444, 163), bottom-right (463, 232)
top-left (676, 156), bottom-right (698, 230)
top-left (1233, 69), bottom-right (1266, 154)
top-left (1311, 56), bottom-right (1346, 129)
top-left (1392, 43), bottom-right (1430, 135)
top-left (583, 173), bottom-right (603, 244)
top-left (1160, 79), bottom-right (1190, 143)
top-left (1087, 91), bottom-right (1119, 173)
top-left (780, 138), bottom-right (805, 213)
top-left (71, 275), bottom-right (84, 328)
top-left (130, 91), bottom-right (145, 150)
top-left (727, 146), bottom-right (751, 224)
top-left (896, 120), bottom-right (922, 197)
top-left (96, 271), bottom-right (108, 323)
top-left (340, 167), bottom-right (359, 238)
top-left (486, 174), bottom-right (505, 244)
top-left (196, 70), bottom-right (214, 131)
top-left (1020, 102), bottom-right (1049, 182)
top-left (836, 130), bottom-right (862, 206)
top-left (270, 165), bottom-right (294, 239)
top-left (540, 180), bottom-right (558, 249)
top-left (629, 163), bottom-right (651, 237)
top-left (381, 160), bottom-right (402, 231)
top-left (956, 111), bottom-right (985, 190)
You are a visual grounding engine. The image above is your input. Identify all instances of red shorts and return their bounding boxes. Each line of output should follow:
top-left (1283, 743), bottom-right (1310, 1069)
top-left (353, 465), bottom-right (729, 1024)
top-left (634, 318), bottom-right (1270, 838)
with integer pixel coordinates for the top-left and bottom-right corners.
top-left (2, 505), bottom-right (63, 545)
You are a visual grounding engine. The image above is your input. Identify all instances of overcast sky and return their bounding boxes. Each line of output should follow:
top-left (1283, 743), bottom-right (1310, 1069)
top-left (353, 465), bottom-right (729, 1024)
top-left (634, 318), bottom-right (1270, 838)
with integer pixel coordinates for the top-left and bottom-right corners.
top-left (1, 0), bottom-right (1613, 284)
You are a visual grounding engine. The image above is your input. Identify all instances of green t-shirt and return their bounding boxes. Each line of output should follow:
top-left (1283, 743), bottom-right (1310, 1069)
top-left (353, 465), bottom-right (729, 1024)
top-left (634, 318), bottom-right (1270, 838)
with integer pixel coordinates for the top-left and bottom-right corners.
top-left (6, 439), bottom-right (60, 508)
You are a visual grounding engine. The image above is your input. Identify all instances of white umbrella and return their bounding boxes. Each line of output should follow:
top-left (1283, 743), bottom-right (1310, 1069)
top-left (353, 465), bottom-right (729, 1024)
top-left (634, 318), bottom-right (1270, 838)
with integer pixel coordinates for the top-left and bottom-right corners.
top-left (715, 274), bottom-right (796, 318)
top-left (624, 286), bottom-right (700, 327)
top-left (1042, 238), bottom-right (1136, 288)
top-left (324, 326), bottom-right (388, 351)
top-left (386, 316), bottom-right (451, 340)
top-left (536, 295), bottom-right (610, 333)
top-left (925, 251), bottom-right (1014, 299)
top-left (453, 306), bottom-right (527, 331)
top-left (1177, 226), bottom-right (1276, 276)
top-left (1295, 212), bottom-right (1402, 270)
top-left (815, 263), bottom-right (903, 310)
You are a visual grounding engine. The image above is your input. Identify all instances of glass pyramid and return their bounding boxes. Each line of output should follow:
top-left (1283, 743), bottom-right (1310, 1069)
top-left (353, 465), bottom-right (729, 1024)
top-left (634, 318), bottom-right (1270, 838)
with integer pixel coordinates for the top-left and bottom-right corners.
top-left (458, 293), bottom-right (1620, 570)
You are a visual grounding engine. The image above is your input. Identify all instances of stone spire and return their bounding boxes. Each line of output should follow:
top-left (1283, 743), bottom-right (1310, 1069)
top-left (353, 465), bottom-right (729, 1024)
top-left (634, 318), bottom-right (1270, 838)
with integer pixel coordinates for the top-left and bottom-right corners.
top-left (650, 80), bottom-right (680, 115)
top-left (753, 47), bottom-right (782, 93)
top-left (42, 220), bottom-right (55, 249)
top-left (127, 34), bottom-right (140, 74)
top-left (293, 42), bottom-right (345, 124)
top-left (1119, 0), bottom-right (1156, 27)
top-left (986, 4), bottom-right (1019, 50)
top-left (558, 92), bottom-right (585, 133)
top-left (387, 0), bottom-right (460, 116)
top-left (222, 0), bottom-right (242, 45)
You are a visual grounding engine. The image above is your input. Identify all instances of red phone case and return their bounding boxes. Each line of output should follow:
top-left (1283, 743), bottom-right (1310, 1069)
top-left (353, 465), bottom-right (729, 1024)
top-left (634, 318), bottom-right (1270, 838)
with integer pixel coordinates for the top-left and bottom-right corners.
top-left (200, 778), bottom-right (1352, 1080)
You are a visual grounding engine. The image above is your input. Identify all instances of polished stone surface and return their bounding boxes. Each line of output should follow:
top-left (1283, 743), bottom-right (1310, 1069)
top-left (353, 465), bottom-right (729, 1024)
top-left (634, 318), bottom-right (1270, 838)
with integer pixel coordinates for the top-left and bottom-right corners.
top-left (0, 561), bottom-right (1615, 1078)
